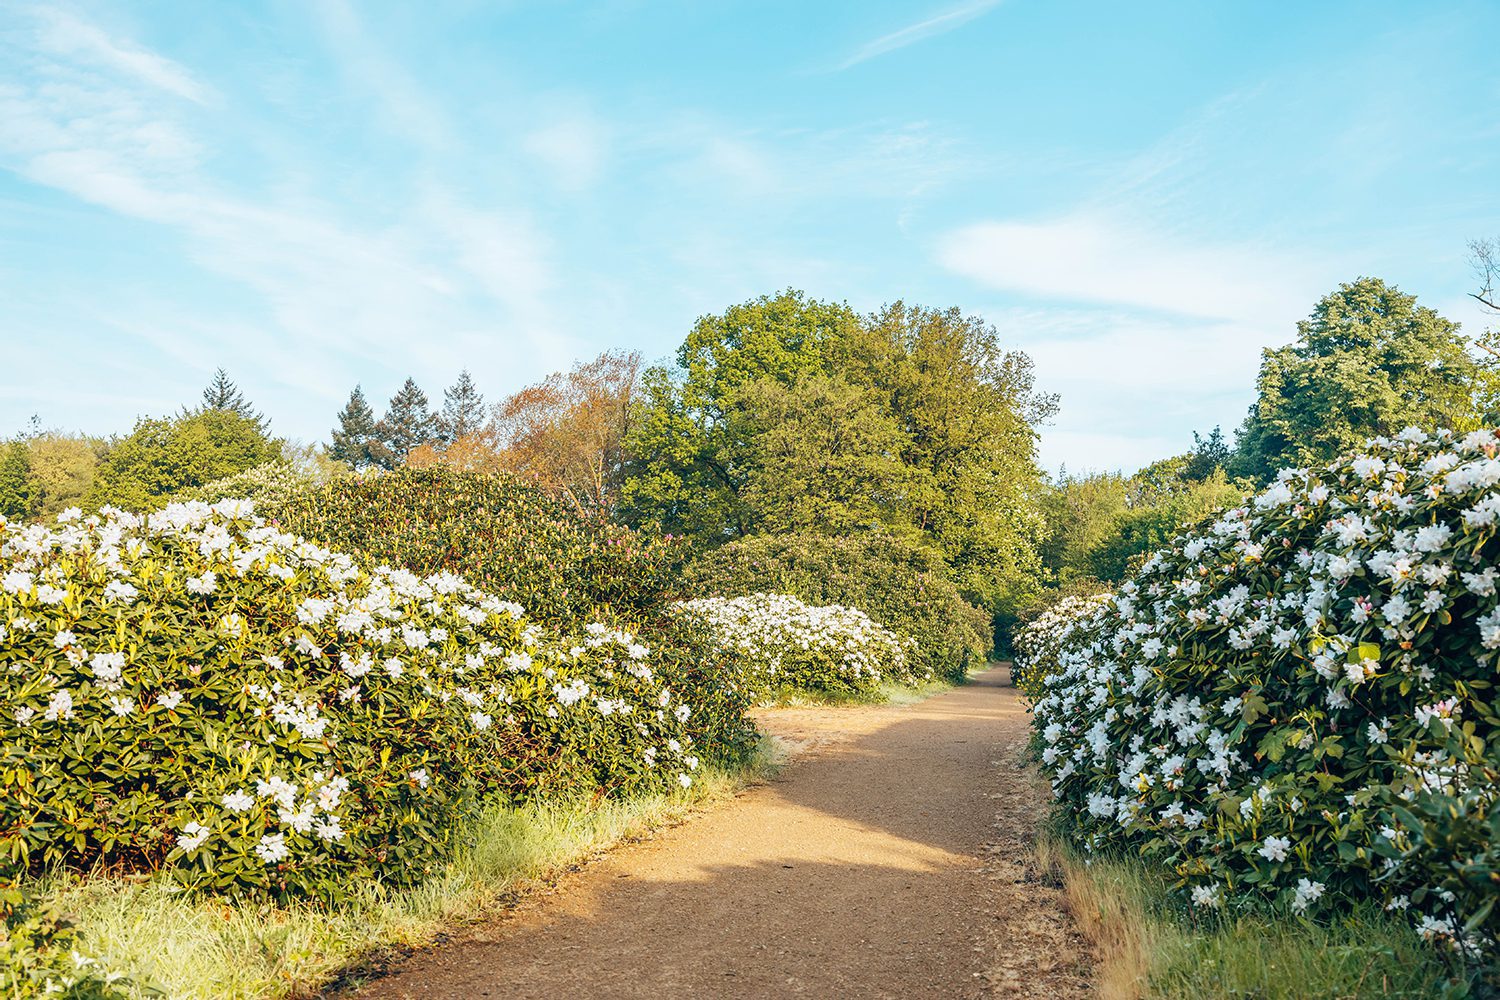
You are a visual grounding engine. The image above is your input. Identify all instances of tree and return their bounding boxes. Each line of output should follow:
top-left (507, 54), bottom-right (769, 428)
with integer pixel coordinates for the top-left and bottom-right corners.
top-left (1233, 277), bottom-right (1491, 482)
top-left (0, 442), bottom-right (37, 521)
top-left (329, 386), bottom-right (380, 470)
top-left (411, 352), bottom-right (644, 509)
top-left (197, 368), bottom-right (268, 434)
top-left (435, 371), bottom-right (485, 446)
top-left (374, 378), bottom-right (437, 469)
top-left (621, 290), bottom-right (1055, 619)
top-left (1185, 426), bottom-right (1231, 481)
top-left (622, 291), bottom-right (862, 538)
top-left (25, 432), bottom-right (104, 517)
top-left (735, 376), bottom-right (917, 536)
top-left (1038, 470), bottom-right (1128, 587)
top-left (86, 409), bottom-right (280, 511)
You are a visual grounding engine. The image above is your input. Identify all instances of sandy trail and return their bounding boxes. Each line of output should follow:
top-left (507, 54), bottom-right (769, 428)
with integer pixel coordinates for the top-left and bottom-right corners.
top-left (345, 667), bottom-right (1090, 999)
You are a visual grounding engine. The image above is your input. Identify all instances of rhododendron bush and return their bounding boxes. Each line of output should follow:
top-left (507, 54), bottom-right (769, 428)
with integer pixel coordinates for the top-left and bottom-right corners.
top-left (0, 500), bottom-right (749, 901)
top-left (1011, 593), bottom-right (1109, 698)
top-left (1021, 428), bottom-right (1500, 956)
top-left (674, 593), bottom-right (924, 697)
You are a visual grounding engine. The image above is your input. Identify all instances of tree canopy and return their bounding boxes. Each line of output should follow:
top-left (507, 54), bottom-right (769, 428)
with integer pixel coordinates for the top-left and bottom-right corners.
top-left (1233, 277), bottom-right (1492, 481)
top-left (86, 409), bottom-right (280, 511)
top-left (620, 290), bottom-right (1055, 618)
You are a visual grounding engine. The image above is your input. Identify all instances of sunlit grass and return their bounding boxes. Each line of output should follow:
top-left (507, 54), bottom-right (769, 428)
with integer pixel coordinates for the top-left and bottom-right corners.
top-left (1036, 834), bottom-right (1484, 999)
top-left (38, 745), bottom-right (774, 1000)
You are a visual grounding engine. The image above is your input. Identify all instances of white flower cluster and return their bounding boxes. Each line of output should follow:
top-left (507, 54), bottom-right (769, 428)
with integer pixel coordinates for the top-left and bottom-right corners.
top-left (1025, 428), bottom-right (1500, 953)
top-left (674, 592), bottom-right (924, 696)
top-left (1012, 593), bottom-right (1110, 695)
top-left (0, 499), bottom-right (706, 895)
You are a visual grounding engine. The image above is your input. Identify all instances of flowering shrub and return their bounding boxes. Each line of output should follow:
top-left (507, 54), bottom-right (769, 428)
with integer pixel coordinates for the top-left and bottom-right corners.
top-left (0, 500), bottom-right (744, 900)
top-left (683, 532), bottom-right (990, 682)
top-left (1011, 593), bottom-right (1110, 698)
top-left (674, 593), bottom-right (923, 698)
top-left (172, 460), bottom-right (323, 507)
top-left (1025, 428), bottom-right (1500, 956)
top-left (263, 468), bottom-right (683, 628)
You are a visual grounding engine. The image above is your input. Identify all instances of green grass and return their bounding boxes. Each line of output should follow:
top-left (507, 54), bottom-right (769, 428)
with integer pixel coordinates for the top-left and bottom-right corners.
top-left (37, 747), bottom-right (774, 1000)
top-left (1035, 835), bottom-right (1484, 999)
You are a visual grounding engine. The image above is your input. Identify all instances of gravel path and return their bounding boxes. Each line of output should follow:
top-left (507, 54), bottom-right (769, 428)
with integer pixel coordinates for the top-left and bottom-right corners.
top-left (344, 667), bottom-right (1091, 999)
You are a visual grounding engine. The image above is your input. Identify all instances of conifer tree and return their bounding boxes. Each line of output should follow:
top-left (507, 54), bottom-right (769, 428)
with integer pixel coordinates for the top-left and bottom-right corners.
top-left (376, 378), bottom-right (437, 467)
top-left (198, 368), bottom-right (268, 434)
top-left (436, 370), bottom-right (485, 446)
top-left (329, 385), bottom-right (379, 469)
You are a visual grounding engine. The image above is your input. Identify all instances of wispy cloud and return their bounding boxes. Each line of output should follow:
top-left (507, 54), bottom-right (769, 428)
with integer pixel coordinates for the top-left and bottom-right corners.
top-left (0, 4), bottom-right (562, 411)
top-left (32, 7), bottom-right (216, 105)
top-left (936, 211), bottom-right (1318, 323)
top-left (835, 0), bottom-right (1003, 71)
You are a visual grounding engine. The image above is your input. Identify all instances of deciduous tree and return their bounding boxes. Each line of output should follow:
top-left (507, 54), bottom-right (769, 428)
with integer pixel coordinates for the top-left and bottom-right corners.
top-left (1233, 278), bottom-right (1490, 481)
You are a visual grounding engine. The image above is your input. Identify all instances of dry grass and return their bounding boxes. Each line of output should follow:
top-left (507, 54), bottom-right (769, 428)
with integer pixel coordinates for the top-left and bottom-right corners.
top-left (1037, 833), bottom-right (1481, 999)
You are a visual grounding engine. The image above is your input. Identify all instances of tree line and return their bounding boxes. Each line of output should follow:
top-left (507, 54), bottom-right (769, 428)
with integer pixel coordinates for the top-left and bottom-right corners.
top-left (5, 258), bottom-right (1500, 638)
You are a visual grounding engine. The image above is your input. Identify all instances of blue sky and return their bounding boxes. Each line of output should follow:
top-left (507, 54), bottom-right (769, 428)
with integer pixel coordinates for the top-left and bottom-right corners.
top-left (2, 0), bottom-right (1497, 472)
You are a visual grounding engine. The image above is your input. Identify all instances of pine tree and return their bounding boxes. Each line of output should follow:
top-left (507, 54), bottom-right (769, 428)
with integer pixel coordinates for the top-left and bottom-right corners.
top-left (329, 385), bottom-right (379, 469)
top-left (198, 368), bottom-right (268, 434)
top-left (376, 378), bottom-right (437, 467)
top-left (436, 370), bottom-right (486, 446)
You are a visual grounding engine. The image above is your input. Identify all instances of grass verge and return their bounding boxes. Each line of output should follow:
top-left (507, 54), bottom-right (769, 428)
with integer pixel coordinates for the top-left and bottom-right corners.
top-left (36, 745), bottom-right (775, 1000)
top-left (1035, 834), bottom-right (1484, 999)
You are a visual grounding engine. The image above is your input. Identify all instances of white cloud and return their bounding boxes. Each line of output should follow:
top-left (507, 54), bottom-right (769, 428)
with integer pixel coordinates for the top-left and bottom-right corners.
top-left (0, 6), bottom-right (565, 428)
top-left (523, 118), bottom-right (608, 190)
top-left (836, 0), bottom-right (1003, 71)
top-left (937, 212), bottom-right (1317, 324)
top-left (32, 8), bottom-right (215, 105)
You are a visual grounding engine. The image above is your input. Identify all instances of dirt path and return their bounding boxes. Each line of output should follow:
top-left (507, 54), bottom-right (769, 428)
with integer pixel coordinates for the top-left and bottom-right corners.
top-left (346, 667), bottom-right (1091, 999)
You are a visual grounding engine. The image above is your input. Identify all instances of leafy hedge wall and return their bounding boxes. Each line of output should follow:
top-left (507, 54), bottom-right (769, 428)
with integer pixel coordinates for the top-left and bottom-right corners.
top-left (262, 468), bottom-right (683, 628)
top-left (1022, 428), bottom-right (1500, 958)
top-left (682, 531), bottom-right (988, 682)
top-left (0, 500), bottom-right (751, 903)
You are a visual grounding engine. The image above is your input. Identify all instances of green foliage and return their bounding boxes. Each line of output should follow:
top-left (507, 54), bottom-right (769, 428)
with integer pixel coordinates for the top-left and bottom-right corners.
top-left (195, 368), bottom-right (267, 436)
top-left (734, 376), bottom-right (917, 535)
top-left (1085, 468), bottom-right (1248, 582)
top-left (329, 386), bottom-right (380, 470)
top-left (1, 896), bottom-right (127, 999)
top-left (436, 370), bottom-right (485, 446)
top-left (1039, 457), bottom-right (1249, 590)
top-left (264, 467), bottom-right (684, 628)
top-left (0, 501), bottom-right (749, 902)
top-left (1027, 427), bottom-right (1500, 961)
top-left (373, 378), bottom-right (437, 469)
top-left (85, 410), bottom-right (279, 512)
top-left (24, 434), bottom-right (104, 519)
top-left (622, 290), bottom-right (1054, 620)
top-left (681, 531), bottom-right (989, 682)
top-left (171, 461), bottom-right (324, 507)
top-left (0, 442), bottom-right (38, 522)
top-left (1234, 278), bottom-right (1492, 482)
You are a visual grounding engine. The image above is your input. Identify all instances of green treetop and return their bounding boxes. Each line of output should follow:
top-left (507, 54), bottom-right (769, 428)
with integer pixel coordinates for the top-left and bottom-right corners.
top-left (1234, 277), bottom-right (1492, 481)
